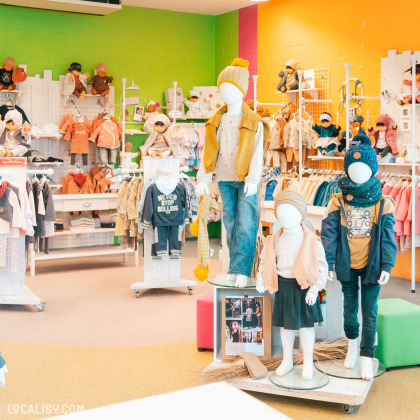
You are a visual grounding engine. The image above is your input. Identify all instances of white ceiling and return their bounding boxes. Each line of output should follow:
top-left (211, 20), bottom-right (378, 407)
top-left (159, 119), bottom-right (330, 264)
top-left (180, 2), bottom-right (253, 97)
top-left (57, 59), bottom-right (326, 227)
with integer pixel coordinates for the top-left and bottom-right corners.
top-left (121, 0), bottom-right (260, 16)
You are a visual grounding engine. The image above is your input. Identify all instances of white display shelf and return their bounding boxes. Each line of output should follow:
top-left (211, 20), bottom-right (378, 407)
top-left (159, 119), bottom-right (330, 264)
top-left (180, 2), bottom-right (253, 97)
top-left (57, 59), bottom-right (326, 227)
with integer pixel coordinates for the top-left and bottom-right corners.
top-left (54, 228), bottom-right (115, 236)
top-left (125, 130), bottom-right (147, 135)
top-left (276, 88), bottom-right (320, 105)
top-left (27, 161), bottom-right (63, 167)
top-left (206, 362), bottom-right (373, 414)
top-left (0, 90), bottom-right (24, 94)
top-left (379, 162), bottom-right (420, 167)
top-left (31, 134), bottom-right (61, 139)
top-left (0, 286), bottom-right (44, 311)
top-left (309, 156), bottom-right (343, 161)
top-left (131, 280), bottom-right (196, 298)
top-left (34, 245), bottom-right (135, 262)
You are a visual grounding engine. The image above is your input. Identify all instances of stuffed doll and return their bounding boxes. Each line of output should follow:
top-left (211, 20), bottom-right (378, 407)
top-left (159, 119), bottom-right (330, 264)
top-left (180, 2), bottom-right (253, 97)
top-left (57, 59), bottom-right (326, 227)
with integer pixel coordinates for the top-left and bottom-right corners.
top-left (184, 90), bottom-right (206, 118)
top-left (141, 114), bottom-right (178, 158)
top-left (0, 57), bottom-right (27, 91)
top-left (277, 60), bottom-right (300, 93)
top-left (401, 142), bottom-right (420, 163)
top-left (312, 112), bottom-right (341, 156)
top-left (120, 141), bottom-right (140, 169)
top-left (246, 99), bottom-right (271, 118)
top-left (0, 109), bottom-right (31, 157)
top-left (368, 114), bottom-right (398, 160)
top-left (63, 62), bottom-right (90, 99)
top-left (142, 100), bottom-right (161, 134)
top-left (89, 63), bottom-right (113, 97)
top-left (397, 64), bottom-right (420, 105)
top-left (337, 114), bottom-right (366, 155)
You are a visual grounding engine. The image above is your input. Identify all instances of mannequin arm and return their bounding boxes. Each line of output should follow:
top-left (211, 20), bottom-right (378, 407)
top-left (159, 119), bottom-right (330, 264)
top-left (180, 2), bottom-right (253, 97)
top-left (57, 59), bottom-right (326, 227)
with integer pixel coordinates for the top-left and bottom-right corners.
top-left (378, 271), bottom-right (390, 285)
top-left (305, 284), bottom-right (319, 306)
top-left (256, 244), bottom-right (267, 293)
top-left (196, 163), bottom-right (212, 196)
top-left (320, 199), bottom-right (340, 272)
top-left (380, 203), bottom-right (397, 276)
top-left (244, 183), bottom-right (258, 197)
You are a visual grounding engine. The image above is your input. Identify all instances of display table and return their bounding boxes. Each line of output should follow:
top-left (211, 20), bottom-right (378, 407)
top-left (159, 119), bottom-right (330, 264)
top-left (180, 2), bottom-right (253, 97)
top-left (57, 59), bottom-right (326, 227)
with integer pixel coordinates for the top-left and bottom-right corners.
top-left (51, 382), bottom-right (291, 419)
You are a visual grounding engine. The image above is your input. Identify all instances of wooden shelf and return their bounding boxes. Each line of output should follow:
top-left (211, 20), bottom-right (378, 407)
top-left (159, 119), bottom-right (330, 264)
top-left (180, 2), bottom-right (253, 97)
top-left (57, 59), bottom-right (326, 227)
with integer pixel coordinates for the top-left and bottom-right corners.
top-left (54, 228), bottom-right (115, 236)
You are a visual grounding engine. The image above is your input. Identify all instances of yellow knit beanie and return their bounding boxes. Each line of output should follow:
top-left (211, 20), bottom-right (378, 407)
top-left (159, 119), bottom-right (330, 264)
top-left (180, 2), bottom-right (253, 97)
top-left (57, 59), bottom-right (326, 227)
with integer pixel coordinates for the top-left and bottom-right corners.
top-left (217, 58), bottom-right (249, 97)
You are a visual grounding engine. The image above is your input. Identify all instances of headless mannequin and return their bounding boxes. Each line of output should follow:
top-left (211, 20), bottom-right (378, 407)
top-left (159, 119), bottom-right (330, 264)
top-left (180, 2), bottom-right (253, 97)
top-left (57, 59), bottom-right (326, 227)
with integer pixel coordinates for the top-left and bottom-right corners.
top-left (257, 204), bottom-right (319, 380)
top-left (156, 168), bottom-right (178, 195)
top-left (330, 161), bottom-right (389, 380)
top-left (197, 83), bottom-right (259, 288)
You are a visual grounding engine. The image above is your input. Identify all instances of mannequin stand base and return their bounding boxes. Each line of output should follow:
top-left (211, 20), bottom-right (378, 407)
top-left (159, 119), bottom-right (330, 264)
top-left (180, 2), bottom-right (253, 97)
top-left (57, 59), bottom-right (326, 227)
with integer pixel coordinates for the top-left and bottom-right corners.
top-left (207, 274), bottom-right (257, 288)
top-left (269, 366), bottom-right (330, 390)
top-left (314, 358), bottom-right (386, 380)
top-left (131, 280), bottom-right (197, 298)
top-left (0, 286), bottom-right (45, 311)
top-left (205, 361), bottom-right (374, 414)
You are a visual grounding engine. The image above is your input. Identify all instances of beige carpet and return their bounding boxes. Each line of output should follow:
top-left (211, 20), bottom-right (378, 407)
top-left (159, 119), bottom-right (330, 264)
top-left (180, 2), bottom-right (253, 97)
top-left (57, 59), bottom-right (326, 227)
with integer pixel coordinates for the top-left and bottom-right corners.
top-left (1, 243), bottom-right (419, 419)
top-left (0, 256), bottom-right (218, 346)
top-left (0, 340), bottom-right (419, 420)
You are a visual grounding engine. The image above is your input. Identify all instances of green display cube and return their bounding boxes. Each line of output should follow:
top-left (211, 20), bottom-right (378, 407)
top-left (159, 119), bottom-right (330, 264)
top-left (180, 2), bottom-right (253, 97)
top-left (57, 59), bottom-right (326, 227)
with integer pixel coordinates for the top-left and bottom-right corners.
top-left (376, 298), bottom-right (420, 368)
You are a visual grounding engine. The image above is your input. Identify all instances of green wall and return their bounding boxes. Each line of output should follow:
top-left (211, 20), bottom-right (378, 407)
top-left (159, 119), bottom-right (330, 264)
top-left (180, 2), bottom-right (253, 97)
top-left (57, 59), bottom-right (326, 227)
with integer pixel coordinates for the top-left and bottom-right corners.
top-left (215, 11), bottom-right (239, 77)
top-left (0, 5), bottom-right (216, 112)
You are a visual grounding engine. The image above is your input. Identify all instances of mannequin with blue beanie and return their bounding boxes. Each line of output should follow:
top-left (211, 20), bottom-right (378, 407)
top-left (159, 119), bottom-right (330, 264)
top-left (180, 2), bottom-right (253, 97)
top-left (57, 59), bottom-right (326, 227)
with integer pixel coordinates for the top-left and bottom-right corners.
top-left (321, 133), bottom-right (397, 380)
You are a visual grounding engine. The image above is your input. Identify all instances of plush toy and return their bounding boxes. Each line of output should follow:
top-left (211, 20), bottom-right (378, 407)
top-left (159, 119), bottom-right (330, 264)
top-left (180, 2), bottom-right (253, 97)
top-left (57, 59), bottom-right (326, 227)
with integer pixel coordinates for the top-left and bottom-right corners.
top-left (312, 112), bottom-right (341, 156)
top-left (246, 99), bottom-right (271, 118)
top-left (63, 62), bottom-right (90, 99)
top-left (368, 114), bottom-right (398, 160)
top-left (401, 142), bottom-right (420, 163)
top-left (0, 110), bottom-right (31, 157)
top-left (277, 60), bottom-right (300, 93)
top-left (142, 100), bottom-right (161, 134)
top-left (397, 64), bottom-right (420, 105)
top-left (184, 90), bottom-right (207, 118)
top-left (0, 57), bottom-right (27, 91)
top-left (120, 141), bottom-right (140, 169)
top-left (89, 63), bottom-right (113, 97)
top-left (337, 114), bottom-right (366, 155)
top-left (141, 114), bottom-right (178, 158)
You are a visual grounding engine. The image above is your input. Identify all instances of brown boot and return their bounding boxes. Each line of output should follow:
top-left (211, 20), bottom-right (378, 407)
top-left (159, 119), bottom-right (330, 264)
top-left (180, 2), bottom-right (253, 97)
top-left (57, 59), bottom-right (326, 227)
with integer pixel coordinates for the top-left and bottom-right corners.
top-left (100, 89), bottom-right (109, 97)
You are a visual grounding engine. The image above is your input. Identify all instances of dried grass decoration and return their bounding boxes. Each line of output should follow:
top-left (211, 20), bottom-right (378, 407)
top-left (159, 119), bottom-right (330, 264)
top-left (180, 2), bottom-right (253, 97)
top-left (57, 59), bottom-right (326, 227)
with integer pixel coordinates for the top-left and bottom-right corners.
top-left (201, 337), bottom-right (348, 383)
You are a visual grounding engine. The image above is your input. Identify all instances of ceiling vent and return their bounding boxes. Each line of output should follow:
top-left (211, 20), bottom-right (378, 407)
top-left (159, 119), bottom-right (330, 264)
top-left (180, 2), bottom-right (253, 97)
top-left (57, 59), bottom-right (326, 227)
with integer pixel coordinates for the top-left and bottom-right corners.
top-left (0, 0), bottom-right (122, 15)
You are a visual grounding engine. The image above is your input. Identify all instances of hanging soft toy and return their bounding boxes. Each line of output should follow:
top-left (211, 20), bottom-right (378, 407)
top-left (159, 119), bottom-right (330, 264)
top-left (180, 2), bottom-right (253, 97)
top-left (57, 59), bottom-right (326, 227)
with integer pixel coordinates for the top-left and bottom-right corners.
top-left (0, 57), bottom-right (27, 91)
top-left (397, 64), bottom-right (420, 105)
top-left (368, 114), bottom-right (398, 161)
top-left (89, 63), bottom-right (113, 97)
top-left (277, 60), bottom-right (300, 93)
top-left (63, 62), bottom-right (90, 99)
top-left (191, 194), bottom-right (221, 281)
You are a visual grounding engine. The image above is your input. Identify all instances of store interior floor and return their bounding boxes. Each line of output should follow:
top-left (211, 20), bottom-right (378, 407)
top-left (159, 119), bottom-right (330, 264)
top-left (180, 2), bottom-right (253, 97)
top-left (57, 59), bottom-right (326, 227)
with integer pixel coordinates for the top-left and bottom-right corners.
top-left (1, 239), bottom-right (419, 419)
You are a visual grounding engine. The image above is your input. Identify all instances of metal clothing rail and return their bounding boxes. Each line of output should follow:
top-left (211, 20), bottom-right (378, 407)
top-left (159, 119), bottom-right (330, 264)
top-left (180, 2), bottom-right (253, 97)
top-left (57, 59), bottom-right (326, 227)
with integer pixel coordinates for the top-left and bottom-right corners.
top-left (27, 168), bottom-right (54, 177)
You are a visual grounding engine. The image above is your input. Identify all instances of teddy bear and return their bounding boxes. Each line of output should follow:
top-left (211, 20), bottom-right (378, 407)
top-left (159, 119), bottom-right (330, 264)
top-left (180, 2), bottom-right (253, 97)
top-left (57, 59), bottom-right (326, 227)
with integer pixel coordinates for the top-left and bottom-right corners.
top-left (0, 57), bottom-right (27, 91)
top-left (89, 63), bottom-right (113, 97)
top-left (62, 62), bottom-right (90, 99)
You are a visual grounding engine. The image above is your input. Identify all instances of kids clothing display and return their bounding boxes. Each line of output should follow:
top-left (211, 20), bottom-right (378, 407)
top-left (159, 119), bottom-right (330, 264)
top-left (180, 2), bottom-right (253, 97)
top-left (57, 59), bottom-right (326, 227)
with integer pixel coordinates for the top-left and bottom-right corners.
top-left (140, 182), bottom-right (188, 261)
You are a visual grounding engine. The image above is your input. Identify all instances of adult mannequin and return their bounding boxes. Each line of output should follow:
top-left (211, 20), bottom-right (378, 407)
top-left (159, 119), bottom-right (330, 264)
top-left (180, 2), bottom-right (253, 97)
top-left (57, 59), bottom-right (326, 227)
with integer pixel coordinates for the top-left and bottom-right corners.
top-left (256, 192), bottom-right (327, 380)
top-left (321, 134), bottom-right (397, 380)
top-left (197, 58), bottom-right (269, 288)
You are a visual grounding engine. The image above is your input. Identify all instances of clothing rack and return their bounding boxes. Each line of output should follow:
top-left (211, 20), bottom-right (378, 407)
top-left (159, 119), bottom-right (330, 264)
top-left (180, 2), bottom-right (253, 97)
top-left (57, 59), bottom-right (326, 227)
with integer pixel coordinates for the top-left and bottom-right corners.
top-left (27, 168), bottom-right (54, 177)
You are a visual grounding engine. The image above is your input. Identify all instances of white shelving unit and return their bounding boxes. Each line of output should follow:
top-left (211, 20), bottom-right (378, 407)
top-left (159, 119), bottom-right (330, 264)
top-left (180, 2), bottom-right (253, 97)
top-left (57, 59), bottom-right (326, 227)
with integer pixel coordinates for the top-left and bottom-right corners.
top-left (30, 193), bottom-right (138, 276)
top-left (131, 157), bottom-right (196, 297)
top-left (276, 88), bottom-right (320, 105)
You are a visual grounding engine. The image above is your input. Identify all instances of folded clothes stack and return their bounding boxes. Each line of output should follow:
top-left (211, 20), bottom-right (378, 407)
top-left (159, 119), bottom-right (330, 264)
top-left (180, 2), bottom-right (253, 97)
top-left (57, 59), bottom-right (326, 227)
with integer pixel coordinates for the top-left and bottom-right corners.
top-left (99, 210), bottom-right (118, 223)
top-left (68, 214), bottom-right (95, 232)
top-left (54, 223), bottom-right (64, 232)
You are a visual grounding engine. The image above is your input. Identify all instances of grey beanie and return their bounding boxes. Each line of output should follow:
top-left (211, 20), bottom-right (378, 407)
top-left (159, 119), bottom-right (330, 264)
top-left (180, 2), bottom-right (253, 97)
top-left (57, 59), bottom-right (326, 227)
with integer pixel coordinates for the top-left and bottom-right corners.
top-left (350, 114), bottom-right (364, 124)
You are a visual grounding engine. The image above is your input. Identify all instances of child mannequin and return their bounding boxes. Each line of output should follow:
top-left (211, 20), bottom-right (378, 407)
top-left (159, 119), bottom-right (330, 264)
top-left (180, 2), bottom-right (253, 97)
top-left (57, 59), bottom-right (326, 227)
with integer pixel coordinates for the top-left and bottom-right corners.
top-left (0, 110), bottom-right (31, 157)
top-left (257, 191), bottom-right (327, 380)
top-left (141, 114), bottom-right (178, 158)
top-left (312, 112), bottom-right (341, 156)
top-left (322, 134), bottom-right (397, 380)
top-left (368, 114), bottom-right (398, 160)
top-left (63, 62), bottom-right (89, 99)
top-left (120, 141), bottom-right (140, 169)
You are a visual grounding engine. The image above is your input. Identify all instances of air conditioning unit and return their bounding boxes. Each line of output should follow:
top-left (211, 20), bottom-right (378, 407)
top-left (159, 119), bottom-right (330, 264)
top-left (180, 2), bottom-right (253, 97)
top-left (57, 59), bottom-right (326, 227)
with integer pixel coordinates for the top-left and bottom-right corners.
top-left (1, 0), bottom-right (122, 15)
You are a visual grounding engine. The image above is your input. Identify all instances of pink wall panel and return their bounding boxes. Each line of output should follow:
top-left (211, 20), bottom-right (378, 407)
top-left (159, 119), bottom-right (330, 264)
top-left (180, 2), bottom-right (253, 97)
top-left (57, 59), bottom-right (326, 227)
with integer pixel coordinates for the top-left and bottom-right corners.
top-left (239, 5), bottom-right (258, 101)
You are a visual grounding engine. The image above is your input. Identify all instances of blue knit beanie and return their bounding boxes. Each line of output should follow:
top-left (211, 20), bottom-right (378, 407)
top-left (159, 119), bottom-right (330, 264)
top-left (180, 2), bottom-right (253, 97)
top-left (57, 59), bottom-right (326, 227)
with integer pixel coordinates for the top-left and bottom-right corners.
top-left (344, 134), bottom-right (378, 178)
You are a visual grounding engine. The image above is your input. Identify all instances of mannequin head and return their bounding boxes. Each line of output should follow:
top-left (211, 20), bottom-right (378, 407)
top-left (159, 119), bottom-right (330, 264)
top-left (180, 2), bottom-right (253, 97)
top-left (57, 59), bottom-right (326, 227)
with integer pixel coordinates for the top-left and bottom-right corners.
top-left (347, 162), bottom-right (372, 184)
top-left (276, 203), bottom-right (302, 229)
top-left (344, 134), bottom-right (378, 181)
top-left (219, 83), bottom-right (243, 106)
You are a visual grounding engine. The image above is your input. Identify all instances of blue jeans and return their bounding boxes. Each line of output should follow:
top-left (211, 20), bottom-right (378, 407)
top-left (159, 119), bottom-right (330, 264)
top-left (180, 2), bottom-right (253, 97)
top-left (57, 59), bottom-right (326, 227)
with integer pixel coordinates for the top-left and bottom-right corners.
top-left (339, 268), bottom-right (381, 358)
top-left (218, 182), bottom-right (258, 277)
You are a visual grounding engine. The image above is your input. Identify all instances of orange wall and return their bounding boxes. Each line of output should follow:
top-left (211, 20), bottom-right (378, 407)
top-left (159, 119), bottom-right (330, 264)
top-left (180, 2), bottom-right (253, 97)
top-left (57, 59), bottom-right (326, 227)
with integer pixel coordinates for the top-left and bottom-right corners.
top-left (257, 0), bottom-right (420, 123)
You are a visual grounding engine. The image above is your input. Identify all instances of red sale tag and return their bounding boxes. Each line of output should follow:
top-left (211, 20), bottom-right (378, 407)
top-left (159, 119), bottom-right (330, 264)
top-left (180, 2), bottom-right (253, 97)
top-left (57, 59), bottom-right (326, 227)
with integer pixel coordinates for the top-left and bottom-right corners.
top-left (0, 157), bottom-right (26, 167)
